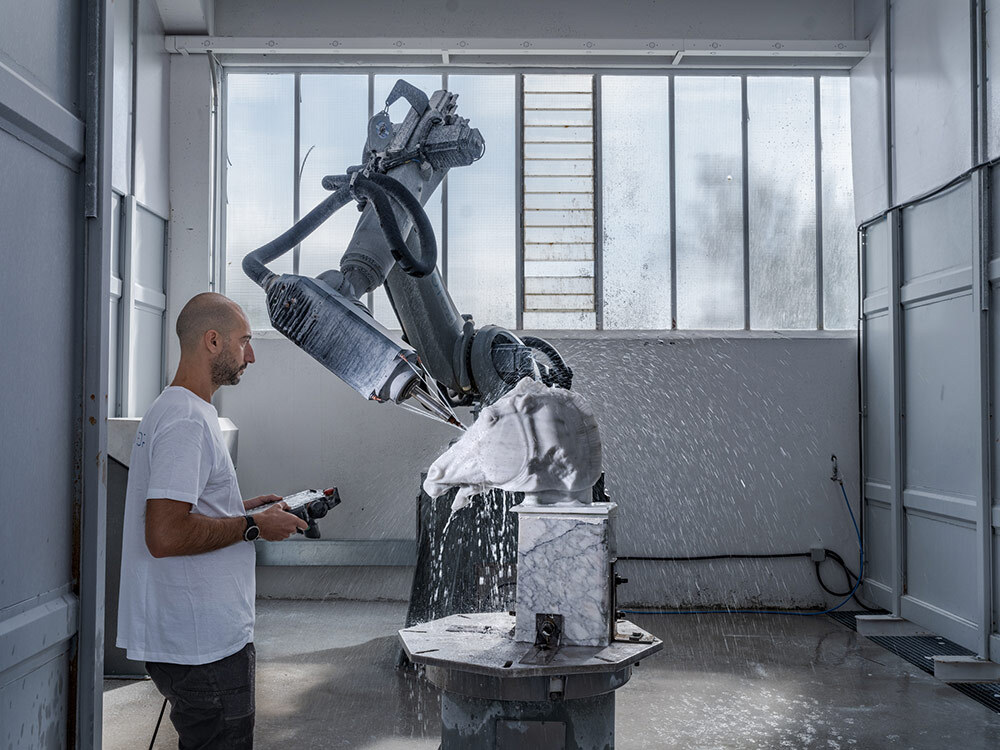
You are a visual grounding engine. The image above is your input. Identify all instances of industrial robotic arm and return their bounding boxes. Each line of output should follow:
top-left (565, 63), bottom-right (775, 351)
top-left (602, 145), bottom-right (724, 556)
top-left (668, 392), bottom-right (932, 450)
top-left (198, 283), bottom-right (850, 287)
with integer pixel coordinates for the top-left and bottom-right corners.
top-left (242, 79), bottom-right (572, 427)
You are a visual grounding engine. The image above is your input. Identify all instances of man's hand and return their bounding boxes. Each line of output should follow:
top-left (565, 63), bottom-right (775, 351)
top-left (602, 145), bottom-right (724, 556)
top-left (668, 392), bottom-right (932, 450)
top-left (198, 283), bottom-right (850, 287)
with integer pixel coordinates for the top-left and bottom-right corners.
top-left (254, 502), bottom-right (308, 541)
top-left (243, 494), bottom-right (281, 511)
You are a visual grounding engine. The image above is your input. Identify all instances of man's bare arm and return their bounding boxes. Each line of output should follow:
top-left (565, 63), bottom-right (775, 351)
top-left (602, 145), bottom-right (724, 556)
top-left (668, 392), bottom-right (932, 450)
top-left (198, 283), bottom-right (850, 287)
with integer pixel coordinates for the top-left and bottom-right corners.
top-left (146, 498), bottom-right (307, 558)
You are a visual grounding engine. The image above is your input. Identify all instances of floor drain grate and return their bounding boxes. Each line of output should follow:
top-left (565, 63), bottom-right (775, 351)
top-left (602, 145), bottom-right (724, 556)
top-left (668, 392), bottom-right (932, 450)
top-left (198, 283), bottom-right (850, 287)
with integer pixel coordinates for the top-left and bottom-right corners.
top-left (829, 611), bottom-right (1000, 714)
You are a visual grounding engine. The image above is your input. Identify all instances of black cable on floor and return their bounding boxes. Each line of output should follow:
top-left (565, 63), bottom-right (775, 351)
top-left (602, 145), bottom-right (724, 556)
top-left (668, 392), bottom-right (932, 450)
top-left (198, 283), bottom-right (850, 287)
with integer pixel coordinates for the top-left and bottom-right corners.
top-left (149, 698), bottom-right (167, 750)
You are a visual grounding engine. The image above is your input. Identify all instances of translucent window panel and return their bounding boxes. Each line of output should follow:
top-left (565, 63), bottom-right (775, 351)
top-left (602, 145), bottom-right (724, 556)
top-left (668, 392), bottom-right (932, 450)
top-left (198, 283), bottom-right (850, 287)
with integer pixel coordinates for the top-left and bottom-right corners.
top-left (131, 307), bottom-right (164, 416)
top-left (821, 77), bottom-right (858, 330)
top-left (601, 76), bottom-right (671, 330)
top-left (225, 74), bottom-right (294, 329)
top-left (747, 77), bottom-right (817, 330)
top-left (298, 75), bottom-right (369, 279)
top-left (675, 76), bottom-right (743, 329)
top-left (133, 205), bottom-right (166, 292)
top-left (371, 75), bottom-right (445, 329)
top-left (446, 75), bottom-right (517, 328)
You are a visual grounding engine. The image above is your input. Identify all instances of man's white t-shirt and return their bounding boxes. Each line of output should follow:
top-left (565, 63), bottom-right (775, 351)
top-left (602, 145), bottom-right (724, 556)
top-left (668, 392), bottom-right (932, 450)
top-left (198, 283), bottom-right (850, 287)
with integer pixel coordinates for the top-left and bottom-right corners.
top-left (117, 386), bottom-right (255, 665)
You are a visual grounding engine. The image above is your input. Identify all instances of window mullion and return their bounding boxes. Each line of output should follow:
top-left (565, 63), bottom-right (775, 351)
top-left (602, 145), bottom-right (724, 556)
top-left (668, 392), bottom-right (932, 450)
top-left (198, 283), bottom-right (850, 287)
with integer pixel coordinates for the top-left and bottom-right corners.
top-left (814, 75), bottom-right (824, 330)
top-left (292, 72), bottom-right (301, 276)
top-left (593, 73), bottom-right (603, 331)
top-left (741, 75), bottom-right (751, 330)
top-left (367, 73), bottom-right (375, 313)
top-left (441, 72), bottom-right (449, 286)
top-left (515, 73), bottom-right (525, 330)
top-left (668, 76), bottom-right (677, 330)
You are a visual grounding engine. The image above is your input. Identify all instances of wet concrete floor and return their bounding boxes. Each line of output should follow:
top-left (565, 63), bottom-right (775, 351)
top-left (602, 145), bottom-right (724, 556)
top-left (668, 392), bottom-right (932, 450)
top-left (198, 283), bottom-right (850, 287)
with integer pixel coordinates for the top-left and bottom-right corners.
top-left (103, 600), bottom-right (999, 749)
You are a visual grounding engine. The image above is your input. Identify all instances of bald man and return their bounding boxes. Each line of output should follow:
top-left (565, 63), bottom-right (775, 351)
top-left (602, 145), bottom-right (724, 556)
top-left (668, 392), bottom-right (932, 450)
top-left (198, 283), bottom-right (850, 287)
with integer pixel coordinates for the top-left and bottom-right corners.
top-left (117, 292), bottom-right (305, 749)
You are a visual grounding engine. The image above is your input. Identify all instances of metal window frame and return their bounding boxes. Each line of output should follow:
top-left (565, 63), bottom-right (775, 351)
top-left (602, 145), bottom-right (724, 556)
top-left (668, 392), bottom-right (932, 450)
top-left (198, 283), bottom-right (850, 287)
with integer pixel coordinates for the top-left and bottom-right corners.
top-left (593, 73), bottom-right (603, 330)
top-left (815, 76), bottom-right (825, 330)
top-left (741, 76), bottom-right (751, 329)
top-left (293, 73), bottom-right (301, 274)
top-left (217, 65), bottom-right (851, 334)
top-left (441, 72), bottom-right (449, 286)
top-left (515, 72), bottom-right (524, 330)
top-left (668, 77), bottom-right (677, 330)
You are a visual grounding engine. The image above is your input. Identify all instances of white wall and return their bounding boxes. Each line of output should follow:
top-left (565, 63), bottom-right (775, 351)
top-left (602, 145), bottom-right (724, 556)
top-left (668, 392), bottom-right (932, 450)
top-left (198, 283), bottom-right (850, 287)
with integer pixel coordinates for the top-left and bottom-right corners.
top-left (218, 332), bottom-right (860, 608)
top-left (214, 0), bottom-right (855, 40)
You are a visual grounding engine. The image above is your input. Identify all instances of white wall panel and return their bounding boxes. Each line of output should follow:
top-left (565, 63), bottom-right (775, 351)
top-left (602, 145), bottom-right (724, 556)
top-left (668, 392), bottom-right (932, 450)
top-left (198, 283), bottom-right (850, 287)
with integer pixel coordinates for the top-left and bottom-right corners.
top-left (850, 0), bottom-right (888, 222)
top-left (901, 182), bottom-right (973, 283)
top-left (994, 534), bottom-right (1000, 644)
top-left (0, 0), bottom-right (82, 112)
top-left (112, 0), bottom-right (133, 194)
top-left (992, 287), bottom-right (1000, 504)
top-left (891, 0), bottom-right (972, 204)
top-left (863, 313), bottom-right (891, 483)
top-left (132, 307), bottom-right (165, 415)
top-left (0, 651), bottom-right (70, 749)
top-left (133, 203), bottom-right (166, 291)
top-left (903, 294), bottom-right (978, 498)
top-left (134, 0), bottom-right (170, 217)
top-left (864, 501), bottom-right (892, 588)
top-left (0, 130), bottom-right (77, 609)
top-left (905, 512), bottom-right (979, 624)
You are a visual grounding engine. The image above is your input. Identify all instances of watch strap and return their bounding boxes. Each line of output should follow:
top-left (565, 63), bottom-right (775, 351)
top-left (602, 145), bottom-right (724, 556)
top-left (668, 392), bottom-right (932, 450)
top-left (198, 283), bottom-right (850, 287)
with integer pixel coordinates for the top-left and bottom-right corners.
top-left (243, 515), bottom-right (259, 541)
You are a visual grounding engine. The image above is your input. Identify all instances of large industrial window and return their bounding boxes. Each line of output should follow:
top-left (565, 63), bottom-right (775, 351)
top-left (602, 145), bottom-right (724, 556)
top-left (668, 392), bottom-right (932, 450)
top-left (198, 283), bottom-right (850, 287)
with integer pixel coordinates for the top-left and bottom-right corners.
top-left (223, 72), bottom-right (854, 332)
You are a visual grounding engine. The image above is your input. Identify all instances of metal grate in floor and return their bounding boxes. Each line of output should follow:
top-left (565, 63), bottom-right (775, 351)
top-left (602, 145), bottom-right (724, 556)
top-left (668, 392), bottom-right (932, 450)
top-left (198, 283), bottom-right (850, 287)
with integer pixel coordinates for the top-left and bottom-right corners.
top-left (828, 611), bottom-right (1000, 714)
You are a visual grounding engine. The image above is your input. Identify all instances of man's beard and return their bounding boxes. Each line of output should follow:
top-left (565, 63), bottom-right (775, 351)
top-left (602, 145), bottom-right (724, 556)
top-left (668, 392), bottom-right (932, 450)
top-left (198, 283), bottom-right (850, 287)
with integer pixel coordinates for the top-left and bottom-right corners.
top-left (211, 347), bottom-right (245, 386)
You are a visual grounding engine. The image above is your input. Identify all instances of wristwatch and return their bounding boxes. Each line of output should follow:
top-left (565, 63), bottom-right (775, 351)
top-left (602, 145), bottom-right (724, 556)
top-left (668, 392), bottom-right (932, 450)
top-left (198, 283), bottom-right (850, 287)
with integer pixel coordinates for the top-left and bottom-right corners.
top-left (243, 515), bottom-right (260, 542)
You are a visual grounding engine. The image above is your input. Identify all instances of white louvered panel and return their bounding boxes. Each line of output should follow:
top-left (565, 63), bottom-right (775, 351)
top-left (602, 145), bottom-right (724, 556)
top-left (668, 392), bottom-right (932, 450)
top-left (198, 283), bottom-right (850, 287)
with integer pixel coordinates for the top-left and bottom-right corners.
top-left (522, 75), bottom-right (595, 320)
top-left (525, 276), bottom-right (595, 295)
top-left (524, 260), bottom-right (595, 277)
top-left (524, 243), bottom-right (594, 262)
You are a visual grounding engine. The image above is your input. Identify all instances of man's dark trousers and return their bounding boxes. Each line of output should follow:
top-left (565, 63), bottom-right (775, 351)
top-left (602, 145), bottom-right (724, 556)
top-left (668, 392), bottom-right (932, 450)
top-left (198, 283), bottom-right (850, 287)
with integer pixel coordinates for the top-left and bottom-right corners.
top-left (146, 642), bottom-right (255, 749)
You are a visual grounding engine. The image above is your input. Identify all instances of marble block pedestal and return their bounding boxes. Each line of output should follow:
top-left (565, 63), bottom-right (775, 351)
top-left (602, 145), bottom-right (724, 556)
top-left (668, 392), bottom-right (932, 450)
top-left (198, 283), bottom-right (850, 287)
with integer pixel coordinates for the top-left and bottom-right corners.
top-left (511, 502), bottom-right (617, 647)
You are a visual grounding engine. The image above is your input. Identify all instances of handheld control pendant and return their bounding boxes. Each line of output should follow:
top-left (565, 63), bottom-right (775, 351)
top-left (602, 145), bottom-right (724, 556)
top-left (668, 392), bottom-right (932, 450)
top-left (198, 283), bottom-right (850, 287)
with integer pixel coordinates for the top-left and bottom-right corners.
top-left (247, 488), bottom-right (342, 539)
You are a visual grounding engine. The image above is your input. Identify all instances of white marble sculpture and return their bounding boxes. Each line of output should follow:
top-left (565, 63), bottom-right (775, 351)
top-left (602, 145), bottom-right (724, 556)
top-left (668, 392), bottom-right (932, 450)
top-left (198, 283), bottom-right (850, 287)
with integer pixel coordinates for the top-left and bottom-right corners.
top-left (423, 377), bottom-right (603, 510)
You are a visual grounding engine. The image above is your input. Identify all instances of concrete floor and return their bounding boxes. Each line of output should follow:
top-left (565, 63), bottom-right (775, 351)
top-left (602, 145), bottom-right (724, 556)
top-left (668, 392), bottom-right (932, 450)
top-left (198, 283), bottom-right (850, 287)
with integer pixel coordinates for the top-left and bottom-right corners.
top-left (103, 600), bottom-right (1000, 749)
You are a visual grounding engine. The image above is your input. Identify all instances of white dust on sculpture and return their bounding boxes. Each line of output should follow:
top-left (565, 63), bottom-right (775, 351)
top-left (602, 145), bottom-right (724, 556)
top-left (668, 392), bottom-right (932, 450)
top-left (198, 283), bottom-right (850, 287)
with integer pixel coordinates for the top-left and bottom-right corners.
top-left (423, 377), bottom-right (603, 510)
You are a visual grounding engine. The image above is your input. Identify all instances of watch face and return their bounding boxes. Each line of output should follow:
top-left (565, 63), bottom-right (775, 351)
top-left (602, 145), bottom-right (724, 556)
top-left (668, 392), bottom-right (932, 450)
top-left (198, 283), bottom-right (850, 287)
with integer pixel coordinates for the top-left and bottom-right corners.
top-left (245, 525), bottom-right (260, 541)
